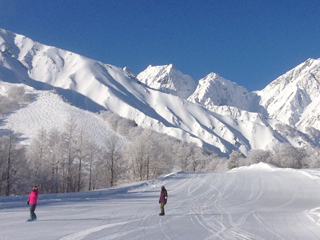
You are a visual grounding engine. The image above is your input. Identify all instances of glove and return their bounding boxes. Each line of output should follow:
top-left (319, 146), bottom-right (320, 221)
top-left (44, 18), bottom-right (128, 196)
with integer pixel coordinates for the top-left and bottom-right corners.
top-left (27, 201), bottom-right (29, 205)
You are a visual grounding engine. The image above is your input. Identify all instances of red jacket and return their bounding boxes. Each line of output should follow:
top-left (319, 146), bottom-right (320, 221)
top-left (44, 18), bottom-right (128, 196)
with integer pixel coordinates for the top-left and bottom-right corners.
top-left (159, 188), bottom-right (168, 204)
top-left (28, 190), bottom-right (39, 205)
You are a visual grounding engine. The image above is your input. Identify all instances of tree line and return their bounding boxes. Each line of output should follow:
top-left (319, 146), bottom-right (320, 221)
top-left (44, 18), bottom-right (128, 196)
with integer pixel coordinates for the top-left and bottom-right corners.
top-left (0, 112), bottom-right (217, 196)
top-left (1, 87), bottom-right (320, 196)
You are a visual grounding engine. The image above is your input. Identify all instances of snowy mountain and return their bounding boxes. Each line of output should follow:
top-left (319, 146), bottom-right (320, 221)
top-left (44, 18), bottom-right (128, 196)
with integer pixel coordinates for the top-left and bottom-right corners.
top-left (137, 64), bottom-right (197, 98)
top-left (0, 28), bottom-right (319, 156)
top-left (257, 58), bottom-right (320, 130)
top-left (3, 164), bottom-right (320, 239)
top-left (188, 72), bottom-right (259, 112)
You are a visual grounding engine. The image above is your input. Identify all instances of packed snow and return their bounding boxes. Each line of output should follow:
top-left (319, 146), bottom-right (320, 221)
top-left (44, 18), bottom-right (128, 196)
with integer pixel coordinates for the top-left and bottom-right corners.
top-left (2, 163), bottom-right (320, 239)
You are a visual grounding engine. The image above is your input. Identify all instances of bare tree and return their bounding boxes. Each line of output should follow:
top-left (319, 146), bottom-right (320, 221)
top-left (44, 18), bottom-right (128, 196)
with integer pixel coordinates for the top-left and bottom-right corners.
top-left (102, 134), bottom-right (124, 186)
top-left (74, 129), bottom-right (91, 191)
top-left (125, 129), bottom-right (176, 181)
top-left (228, 150), bottom-right (245, 169)
top-left (128, 132), bottom-right (148, 181)
top-left (0, 134), bottom-right (27, 196)
top-left (61, 114), bottom-right (78, 192)
top-left (272, 143), bottom-right (306, 169)
top-left (0, 86), bottom-right (29, 115)
top-left (176, 142), bottom-right (191, 171)
top-left (47, 128), bottom-right (63, 193)
top-left (87, 141), bottom-right (100, 191)
top-left (27, 127), bottom-right (51, 188)
top-left (247, 149), bottom-right (272, 165)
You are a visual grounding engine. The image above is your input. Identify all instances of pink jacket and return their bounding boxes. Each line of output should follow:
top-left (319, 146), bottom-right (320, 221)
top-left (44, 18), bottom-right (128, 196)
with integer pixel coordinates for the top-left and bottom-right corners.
top-left (28, 190), bottom-right (39, 205)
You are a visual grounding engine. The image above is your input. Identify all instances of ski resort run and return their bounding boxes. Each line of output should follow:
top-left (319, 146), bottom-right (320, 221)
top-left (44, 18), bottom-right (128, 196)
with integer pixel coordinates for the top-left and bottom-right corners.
top-left (2, 163), bottom-right (320, 239)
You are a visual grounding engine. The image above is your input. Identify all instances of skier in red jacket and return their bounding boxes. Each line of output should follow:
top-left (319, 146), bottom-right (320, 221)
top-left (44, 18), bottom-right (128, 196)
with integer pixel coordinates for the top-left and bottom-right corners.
top-left (27, 185), bottom-right (39, 221)
top-left (159, 186), bottom-right (168, 216)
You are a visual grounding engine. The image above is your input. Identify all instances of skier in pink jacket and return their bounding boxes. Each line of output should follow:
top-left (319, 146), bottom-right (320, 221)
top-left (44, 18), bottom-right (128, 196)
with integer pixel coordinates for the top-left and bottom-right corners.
top-left (27, 185), bottom-right (39, 221)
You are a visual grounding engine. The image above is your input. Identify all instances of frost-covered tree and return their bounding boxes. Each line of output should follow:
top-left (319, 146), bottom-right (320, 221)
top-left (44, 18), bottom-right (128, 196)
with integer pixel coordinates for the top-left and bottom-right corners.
top-left (176, 142), bottom-right (192, 171)
top-left (99, 111), bottom-right (137, 136)
top-left (188, 143), bottom-right (205, 172)
top-left (0, 86), bottom-right (29, 115)
top-left (100, 111), bottom-right (119, 131)
top-left (47, 128), bottom-right (64, 193)
top-left (147, 132), bottom-right (174, 178)
top-left (61, 115), bottom-right (78, 192)
top-left (7, 86), bottom-right (30, 103)
top-left (195, 150), bottom-right (225, 172)
top-left (0, 134), bottom-right (28, 196)
top-left (174, 140), bottom-right (213, 172)
top-left (275, 123), bottom-right (298, 138)
top-left (27, 127), bottom-right (51, 192)
top-left (125, 128), bottom-right (174, 181)
top-left (207, 155), bottom-right (228, 172)
top-left (101, 134), bottom-right (124, 187)
top-left (228, 150), bottom-right (245, 169)
top-left (272, 143), bottom-right (306, 169)
top-left (74, 129), bottom-right (91, 191)
top-left (306, 127), bottom-right (320, 143)
top-left (246, 149), bottom-right (272, 165)
top-left (127, 129), bottom-right (150, 181)
top-left (309, 147), bottom-right (320, 168)
top-left (87, 141), bottom-right (100, 191)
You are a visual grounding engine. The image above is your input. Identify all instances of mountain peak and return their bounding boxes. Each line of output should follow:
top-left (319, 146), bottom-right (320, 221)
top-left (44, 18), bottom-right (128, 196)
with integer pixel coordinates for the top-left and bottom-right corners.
top-left (188, 72), bottom-right (254, 111)
top-left (137, 64), bottom-right (197, 98)
top-left (258, 57), bottom-right (320, 126)
top-left (166, 63), bottom-right (175, 70)
top-left (123, 66), bottom-right (136, 79)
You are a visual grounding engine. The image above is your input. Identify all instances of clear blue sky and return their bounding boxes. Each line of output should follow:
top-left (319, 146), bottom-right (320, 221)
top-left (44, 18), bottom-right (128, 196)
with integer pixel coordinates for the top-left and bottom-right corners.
top-left (1, 0), bottom-right (320, 91)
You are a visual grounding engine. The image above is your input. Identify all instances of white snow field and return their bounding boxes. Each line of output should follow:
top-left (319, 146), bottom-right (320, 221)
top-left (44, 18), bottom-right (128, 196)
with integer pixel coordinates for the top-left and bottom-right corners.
top-left (2, 163), bottom-right (320, 240)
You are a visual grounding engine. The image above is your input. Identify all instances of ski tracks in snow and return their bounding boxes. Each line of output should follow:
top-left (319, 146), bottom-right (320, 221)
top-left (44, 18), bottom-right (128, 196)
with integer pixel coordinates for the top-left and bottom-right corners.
top-left (183, 172), bottom-right (264, 239)
top-left (58, 220), bottom-right (141, 240)
top-left (161, 169), bottom-right (320, 239)
top-left (5, 168), bottom-right (320, 240)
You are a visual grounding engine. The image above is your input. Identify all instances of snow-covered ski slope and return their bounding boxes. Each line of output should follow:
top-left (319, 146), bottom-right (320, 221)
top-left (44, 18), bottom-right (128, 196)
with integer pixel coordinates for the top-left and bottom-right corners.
top-left (2, 163), bottom-right (320, 240)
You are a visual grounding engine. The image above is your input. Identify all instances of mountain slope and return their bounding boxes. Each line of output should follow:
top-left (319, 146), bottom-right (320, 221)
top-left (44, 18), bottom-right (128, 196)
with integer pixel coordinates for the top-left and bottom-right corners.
top-left (0, 81), bottom-right (115, 146)
top-left (257, 58), bottom-right (320, 130)
top-left (0, 28), bottom-right (319, 156)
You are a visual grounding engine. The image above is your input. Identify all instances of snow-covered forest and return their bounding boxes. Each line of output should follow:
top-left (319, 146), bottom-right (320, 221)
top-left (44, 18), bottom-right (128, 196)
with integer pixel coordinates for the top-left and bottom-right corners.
top-left (1, 87), bottom-right (320, 196)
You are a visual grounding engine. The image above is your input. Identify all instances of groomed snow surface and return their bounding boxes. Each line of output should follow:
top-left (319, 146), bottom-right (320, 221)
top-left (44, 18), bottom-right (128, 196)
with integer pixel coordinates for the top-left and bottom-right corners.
top-left (2, 163), bottom-right (320, 240)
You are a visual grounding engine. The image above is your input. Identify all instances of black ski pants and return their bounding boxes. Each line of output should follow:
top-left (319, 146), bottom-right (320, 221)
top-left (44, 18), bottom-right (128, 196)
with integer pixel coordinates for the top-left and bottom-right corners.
top-left (30, 204), bottom-right (37, 218)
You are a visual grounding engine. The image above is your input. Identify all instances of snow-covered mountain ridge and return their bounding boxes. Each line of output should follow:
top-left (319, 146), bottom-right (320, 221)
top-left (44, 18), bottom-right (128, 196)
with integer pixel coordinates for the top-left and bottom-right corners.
top-left (257, 58), bottom-right (320, 130)
top-left (1, 28), bottom-right (319, 156)
top-left (137, 64), bottom-right (197, 98)
top-left (187, 72), bottom-right (258, 112)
